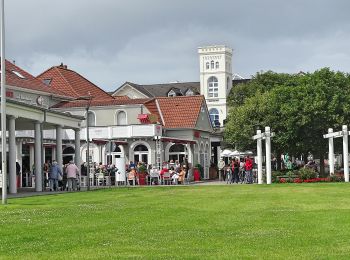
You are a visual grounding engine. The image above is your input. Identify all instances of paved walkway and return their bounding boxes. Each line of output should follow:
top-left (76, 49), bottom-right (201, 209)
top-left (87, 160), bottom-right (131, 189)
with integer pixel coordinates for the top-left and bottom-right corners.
top-left (1, 180), bottom-right (241, 199)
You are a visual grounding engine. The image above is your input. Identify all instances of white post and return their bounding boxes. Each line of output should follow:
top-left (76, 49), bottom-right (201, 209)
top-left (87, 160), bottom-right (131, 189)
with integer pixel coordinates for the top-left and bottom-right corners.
top-left (56, 125), bottom-right (63, 169)
top-left (343, 125), bottom-right (349, 182)
top-left (328, 128), bottom-right (335, 175)
top-left (257, 130), bottom-right (263, 184)
top-left (265, 126), bottom-right (272, 184)
top-left (8, 116), bottom-right (16, 193)
top-left (34, 121), bottom-right (42, 192)
top-left (1, 0), bottom-right (6, 204)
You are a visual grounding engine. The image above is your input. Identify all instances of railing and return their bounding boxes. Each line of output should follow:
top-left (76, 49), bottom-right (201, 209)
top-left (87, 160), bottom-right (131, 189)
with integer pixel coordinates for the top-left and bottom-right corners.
top-left (15, 124), bottom-right (161, 140)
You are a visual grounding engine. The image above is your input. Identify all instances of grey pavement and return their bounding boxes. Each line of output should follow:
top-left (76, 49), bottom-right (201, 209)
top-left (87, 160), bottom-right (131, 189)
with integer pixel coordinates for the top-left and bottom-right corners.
top-left (1, 180), bottom-right (241, 199)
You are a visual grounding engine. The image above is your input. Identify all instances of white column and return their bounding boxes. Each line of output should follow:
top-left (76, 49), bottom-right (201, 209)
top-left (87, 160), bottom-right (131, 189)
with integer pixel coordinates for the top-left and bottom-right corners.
top-left (257, 130), bottom-right (263, 184)
top-left (56, 125), bottom-right (63, 169)
top-left (16, 141), bottom-right (22, 187)
top-left (34, 121), bottom-right (42, 192)
top-left (8, 116), bottom-right (16, 193)
top-left (265, 126), bottom-right (272, 185)
top-left (74, 129), bottom-right (81, 167)
top-left (343, 125), bottom-right (349, 182)
top-left (328, 128), bottom-right (335, 175)
top-left (51, 146), bottom-right (56, 162)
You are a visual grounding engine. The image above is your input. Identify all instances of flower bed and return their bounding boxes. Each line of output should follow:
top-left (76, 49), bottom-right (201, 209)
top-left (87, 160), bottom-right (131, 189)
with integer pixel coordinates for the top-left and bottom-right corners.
top-left (279, 177), bottom-right (342, 183)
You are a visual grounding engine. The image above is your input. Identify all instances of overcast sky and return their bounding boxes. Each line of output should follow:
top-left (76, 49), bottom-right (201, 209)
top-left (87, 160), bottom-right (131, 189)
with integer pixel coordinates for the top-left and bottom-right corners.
top-left (5, 0), bottom-right (350, 91)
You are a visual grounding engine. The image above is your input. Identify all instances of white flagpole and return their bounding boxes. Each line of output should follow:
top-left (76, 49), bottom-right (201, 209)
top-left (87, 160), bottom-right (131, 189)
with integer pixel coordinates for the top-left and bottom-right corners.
top-left (1, 0), bottom-right (7, 205)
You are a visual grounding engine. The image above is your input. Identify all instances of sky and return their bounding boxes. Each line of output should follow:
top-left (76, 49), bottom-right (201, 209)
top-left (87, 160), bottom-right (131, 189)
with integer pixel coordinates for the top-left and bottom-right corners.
top-left (5, 0), bottom-right (350, 92)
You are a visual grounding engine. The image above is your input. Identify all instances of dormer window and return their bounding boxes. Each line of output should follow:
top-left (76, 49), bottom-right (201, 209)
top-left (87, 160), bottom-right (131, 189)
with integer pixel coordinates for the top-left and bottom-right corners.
top-left (168, 90), bottom-right (176, 97)
top-left (12, 70), bottom-right (25, 79)
top-left (185, 89), bottom-right (194, 96)
top-left (42, 78), bottom-right (52, 86)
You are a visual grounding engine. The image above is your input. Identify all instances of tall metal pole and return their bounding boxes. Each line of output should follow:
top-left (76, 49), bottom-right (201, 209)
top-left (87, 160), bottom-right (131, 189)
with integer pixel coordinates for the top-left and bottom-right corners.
top-left (343, 125), bottom-right (349, 182)
top-left (86, 106), bottom-right (90, 191)
top-left (1, 0), bottom-right (6, 204)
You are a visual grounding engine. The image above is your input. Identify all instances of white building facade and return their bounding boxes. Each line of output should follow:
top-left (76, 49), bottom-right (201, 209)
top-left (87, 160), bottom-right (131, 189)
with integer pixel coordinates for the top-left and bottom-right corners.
top-left (198, 45), bottom-right (233, 127)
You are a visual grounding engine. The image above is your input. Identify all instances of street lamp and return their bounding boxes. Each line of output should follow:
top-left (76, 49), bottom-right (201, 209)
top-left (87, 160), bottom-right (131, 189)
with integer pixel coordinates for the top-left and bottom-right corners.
top-left (77, 94), bottom-right (93, 191)
top-left (1, 0), bottom-right (7, 205)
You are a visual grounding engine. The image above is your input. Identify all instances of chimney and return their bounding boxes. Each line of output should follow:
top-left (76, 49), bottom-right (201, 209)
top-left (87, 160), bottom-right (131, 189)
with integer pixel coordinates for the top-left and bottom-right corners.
top-left (59, 63), bottom-right (67, 69)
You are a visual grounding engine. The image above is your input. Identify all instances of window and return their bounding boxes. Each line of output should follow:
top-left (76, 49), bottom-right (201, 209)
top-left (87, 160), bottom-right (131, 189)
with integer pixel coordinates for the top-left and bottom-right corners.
top-left (134, 144), bottom-right (148, 164)
top-left (168, 90), bottom-right (176, 97)
top-left (87, 111), bottom-right (95, 127)
top-left (210, 60), bottom-right (214, 69)
top-left (209, 108), bottom-right (220, 127)
top-left (206, 62), bottom-right (209, 69)
top-left (116, 111), bottom-right (127, 125)
top-left (185, 89), bottom-right (194, 96)
top-left (227, 76), bottom-right (230, 90)
top-left (215, 62), bottom-right (219, 69)
top-left (169, 144), bottom-right (187, 163)
top-left (42, 78), bottom-right (52, 86)
top-left (207, 76), bottom-right (218, 97)
top-left (12, 70), bottom-right (26, 79)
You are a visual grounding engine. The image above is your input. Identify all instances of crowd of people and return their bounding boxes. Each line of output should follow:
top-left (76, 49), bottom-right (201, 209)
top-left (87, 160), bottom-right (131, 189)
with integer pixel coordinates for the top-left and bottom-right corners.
top-left (126, 159), bottom-right (190, 185)
top-left (218, 156), bottom-right (255, 184)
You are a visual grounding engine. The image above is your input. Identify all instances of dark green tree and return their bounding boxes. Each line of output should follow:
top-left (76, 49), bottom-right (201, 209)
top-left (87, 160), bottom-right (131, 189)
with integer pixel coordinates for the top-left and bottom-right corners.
top-left (225, 68), bottom-right (350, 175)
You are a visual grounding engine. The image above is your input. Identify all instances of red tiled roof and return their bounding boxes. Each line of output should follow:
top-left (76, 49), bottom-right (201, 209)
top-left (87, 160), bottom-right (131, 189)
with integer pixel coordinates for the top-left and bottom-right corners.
top-left (1, 60), bottom-right (65, 96)
top-left (155, 96), bottom-right (205, 129)
top-left (37, 64), bottom-right (114, 100)
top-left (52, 97), bottom-right (152, 108)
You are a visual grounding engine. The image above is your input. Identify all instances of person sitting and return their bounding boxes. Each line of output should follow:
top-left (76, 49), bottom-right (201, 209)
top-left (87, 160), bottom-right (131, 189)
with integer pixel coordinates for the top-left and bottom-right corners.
top-left (128, 167), bottom-right (137, 186)
top-left (149, 166), bottom-right (160, 185)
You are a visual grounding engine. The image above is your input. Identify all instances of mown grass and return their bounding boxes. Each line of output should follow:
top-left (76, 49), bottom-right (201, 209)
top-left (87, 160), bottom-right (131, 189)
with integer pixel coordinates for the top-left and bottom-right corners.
top-left (1, 183), bottom-right (350, 259)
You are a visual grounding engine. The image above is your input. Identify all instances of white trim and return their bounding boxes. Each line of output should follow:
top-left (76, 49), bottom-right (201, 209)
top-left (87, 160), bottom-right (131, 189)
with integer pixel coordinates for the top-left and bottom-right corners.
top-left (114, 109), bottom-right (128, 125)
top-left (84, 110), bottom-right (96, 127)
top-left (112, 83), bottom-right (149, 98)
top-left (155, 99), bottom-right (165, 125)
top-left (129, 141), bottom-right (152, 164)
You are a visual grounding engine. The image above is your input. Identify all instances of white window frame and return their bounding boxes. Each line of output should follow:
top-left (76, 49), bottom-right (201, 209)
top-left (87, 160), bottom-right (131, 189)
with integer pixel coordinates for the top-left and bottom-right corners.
top-left (207, 76), bottom-right (218, 98)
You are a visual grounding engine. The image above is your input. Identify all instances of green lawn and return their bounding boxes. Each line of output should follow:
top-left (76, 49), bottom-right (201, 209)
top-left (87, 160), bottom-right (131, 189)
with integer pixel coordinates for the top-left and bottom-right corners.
top-left (1, 183), bottom-right (350, 259)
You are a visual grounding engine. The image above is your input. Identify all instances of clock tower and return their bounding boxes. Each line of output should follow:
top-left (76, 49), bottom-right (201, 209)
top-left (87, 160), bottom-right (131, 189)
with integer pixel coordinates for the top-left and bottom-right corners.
top-left (198, 45), bottom-right (232, 127)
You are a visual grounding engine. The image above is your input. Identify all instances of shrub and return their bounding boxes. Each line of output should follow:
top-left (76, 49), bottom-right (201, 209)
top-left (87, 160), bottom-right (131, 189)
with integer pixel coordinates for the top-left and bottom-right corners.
top-left (330, 175), bottom-right (344, 182)
top-left (298, 167), bottom-right (317, 181)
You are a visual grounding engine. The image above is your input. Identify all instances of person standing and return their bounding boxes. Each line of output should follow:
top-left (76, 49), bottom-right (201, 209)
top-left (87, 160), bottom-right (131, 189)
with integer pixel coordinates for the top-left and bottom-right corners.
top-left (232, 158), bottom-right (240, 184)
top-left (245, 156), bottom-right (253, 184)
top-left (218, 158), bottom-right (225, 181)
top-left (49, 161), bottom-right (62, 191)
top-left (66, 160), bottom-right (80, 191)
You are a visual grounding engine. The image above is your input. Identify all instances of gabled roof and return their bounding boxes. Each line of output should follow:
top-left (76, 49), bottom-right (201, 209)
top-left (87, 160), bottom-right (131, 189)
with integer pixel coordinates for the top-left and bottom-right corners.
top-left (52, 97), bottom-right (151, 109)
top-left (1, 60), bottom-right (65, 96)
top-left (113, 81), bottom-right (201, 98)
top-left (37, 64), bottom-right (114, 100)
top-left (153, 96), bottom-right (205, 129)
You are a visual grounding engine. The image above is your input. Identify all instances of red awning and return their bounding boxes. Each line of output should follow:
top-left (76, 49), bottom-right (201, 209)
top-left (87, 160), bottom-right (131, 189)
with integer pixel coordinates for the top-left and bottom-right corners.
top-left (161, 137), bottom-right (196, 145)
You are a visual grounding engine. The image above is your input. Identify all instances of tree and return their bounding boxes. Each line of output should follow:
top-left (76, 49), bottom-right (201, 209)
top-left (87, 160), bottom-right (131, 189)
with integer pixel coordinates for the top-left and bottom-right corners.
top-left (225, 68), bottom-right (350, 175)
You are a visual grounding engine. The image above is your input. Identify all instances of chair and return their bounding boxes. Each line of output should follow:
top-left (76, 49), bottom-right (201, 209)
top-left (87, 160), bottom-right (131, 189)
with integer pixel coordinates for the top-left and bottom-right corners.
top-left (162, 171), bottom-right (171, 185)
top-left (149, 169), bottom-right (160, 185)
top-left (97, 172), bottom-right (104, 186)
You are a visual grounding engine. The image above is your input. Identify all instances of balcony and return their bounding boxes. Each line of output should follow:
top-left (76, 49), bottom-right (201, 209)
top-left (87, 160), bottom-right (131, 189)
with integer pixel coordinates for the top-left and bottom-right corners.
top-left (15, 124), bottom-right (162, 141)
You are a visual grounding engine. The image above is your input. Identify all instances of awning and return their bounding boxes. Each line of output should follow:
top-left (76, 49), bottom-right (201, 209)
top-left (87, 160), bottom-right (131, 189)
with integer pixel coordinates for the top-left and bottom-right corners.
top-left (161, 137), bottom-right (196, 145)
top-left (92, 138), bottom-right (128, 145)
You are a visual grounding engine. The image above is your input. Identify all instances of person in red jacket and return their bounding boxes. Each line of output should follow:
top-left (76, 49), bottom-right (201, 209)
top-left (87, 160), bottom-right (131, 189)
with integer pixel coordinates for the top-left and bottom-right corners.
top-left (245, 156), bottom-right (253, 184)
